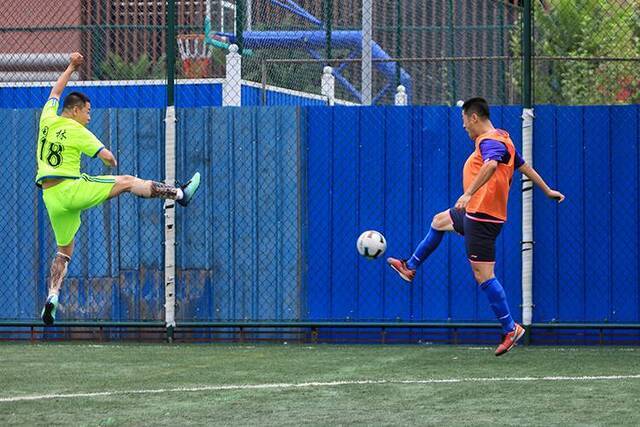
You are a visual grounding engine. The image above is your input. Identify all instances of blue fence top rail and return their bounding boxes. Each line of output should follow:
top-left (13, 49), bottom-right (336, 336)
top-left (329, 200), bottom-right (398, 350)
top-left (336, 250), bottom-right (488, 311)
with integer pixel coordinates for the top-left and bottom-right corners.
top-left (0, 80), bottom-right (356, 108)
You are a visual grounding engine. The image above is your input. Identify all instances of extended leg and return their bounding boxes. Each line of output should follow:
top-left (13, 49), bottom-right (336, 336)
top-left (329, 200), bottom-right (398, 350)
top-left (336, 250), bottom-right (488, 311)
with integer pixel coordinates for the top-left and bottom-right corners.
top-left (41, 242), bottom-right (73, 326)
top-left (108, 173), bottom-right (201, 206)
top-left (387, 209), bottom-right (456, 283)
top-left (406, 210), bottom-right (454, 270)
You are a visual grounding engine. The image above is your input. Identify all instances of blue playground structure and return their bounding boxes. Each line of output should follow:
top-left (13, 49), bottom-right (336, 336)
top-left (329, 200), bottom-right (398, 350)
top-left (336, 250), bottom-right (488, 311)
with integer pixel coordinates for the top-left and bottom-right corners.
top-left (209, 0), bottom-right (412, 104)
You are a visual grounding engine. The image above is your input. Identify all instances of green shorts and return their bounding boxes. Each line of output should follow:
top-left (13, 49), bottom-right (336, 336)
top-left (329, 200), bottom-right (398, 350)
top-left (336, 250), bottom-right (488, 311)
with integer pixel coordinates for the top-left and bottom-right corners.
top-left (42, 174), bottom-right (116, 246)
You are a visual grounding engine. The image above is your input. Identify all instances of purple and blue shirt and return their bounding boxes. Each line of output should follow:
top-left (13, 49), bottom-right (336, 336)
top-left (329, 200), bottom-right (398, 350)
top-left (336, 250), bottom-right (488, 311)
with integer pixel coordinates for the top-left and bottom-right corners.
top-left (479, 139), bottom-right (525, 168)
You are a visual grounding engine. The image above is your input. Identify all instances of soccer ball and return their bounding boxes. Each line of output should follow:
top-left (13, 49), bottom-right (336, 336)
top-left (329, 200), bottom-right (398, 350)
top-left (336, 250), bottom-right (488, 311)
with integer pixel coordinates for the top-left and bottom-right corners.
top-left (356, 230), bottom-right (387, 260)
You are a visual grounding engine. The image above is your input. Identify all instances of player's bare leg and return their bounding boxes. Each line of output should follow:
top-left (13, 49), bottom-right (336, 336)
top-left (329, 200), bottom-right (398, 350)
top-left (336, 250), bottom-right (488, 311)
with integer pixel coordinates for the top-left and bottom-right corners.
top-left (469, 260), bottom-right (494, 284)
top-left (108, 173), bottom-right (201, 206)
top-left (387, 209), bottom-right (454, 282)
top-left (41, 242), bottom-right (73, 326)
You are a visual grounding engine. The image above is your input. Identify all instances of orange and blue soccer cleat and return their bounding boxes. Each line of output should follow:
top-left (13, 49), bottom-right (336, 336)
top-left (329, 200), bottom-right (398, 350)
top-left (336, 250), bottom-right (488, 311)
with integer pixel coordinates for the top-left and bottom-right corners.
top-left (386, 257), bottom-right (416, 283)
top-left (495, 323), bottom-right (525, 356)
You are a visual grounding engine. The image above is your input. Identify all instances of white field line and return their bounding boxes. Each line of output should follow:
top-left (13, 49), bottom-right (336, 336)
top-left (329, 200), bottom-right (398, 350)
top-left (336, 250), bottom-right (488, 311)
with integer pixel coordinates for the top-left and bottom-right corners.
top-left (2, 374), bottom-right (640, 403)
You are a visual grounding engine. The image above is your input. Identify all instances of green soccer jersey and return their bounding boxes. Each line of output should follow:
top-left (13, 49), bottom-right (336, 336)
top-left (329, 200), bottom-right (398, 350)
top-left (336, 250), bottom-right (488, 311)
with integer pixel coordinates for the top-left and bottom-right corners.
top-left (35, 98), bottom-right (104, 186)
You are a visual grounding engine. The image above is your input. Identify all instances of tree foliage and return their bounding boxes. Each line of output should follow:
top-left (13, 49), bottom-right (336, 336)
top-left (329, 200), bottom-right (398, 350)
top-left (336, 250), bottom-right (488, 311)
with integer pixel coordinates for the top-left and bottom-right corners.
top-left (511, 0), bottom-right (640, 104)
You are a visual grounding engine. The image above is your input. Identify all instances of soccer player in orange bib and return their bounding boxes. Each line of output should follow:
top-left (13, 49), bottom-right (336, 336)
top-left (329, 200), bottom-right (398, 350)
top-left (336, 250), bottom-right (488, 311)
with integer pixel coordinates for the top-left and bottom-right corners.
top-left (387, 97), bottom-right (564, 356)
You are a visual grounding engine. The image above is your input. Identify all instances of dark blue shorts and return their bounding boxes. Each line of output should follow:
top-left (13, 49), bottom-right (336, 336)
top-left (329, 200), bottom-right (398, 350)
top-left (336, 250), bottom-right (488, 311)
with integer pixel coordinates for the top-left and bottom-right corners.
top-left (448, 208), bottom-right (503, 262)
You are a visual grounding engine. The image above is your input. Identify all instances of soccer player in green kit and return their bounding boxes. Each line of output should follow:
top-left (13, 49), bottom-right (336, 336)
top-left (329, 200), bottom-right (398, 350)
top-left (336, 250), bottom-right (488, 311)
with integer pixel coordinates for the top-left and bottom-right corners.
top-left (36, 53), bottom-right (201, 325)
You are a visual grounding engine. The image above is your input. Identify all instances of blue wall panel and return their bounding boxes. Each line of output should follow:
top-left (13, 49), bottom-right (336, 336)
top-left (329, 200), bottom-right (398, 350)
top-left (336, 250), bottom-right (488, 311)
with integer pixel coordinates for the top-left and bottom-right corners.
top-left (174, 107), bottom-right (300, 321)
top-left (610, 106), bottom-right (639, 322)
top-left (306, 108), bottom-right (333, 320)
top-left (305, 105), bottom-right (640, 323)
top-left (305, 106), bottom-right (529, 322)
top-left (1, 104), bottom-right (639, 324)
top-left (418, 106), bottom-right (450, 320)
top-left (583, 107), bottom-right (611, 321)
top-left (556, 107), bottom-right (586, 321)
top-left (532, 106), bottom-right (559, 322)
top-left (330, 107), bottom-right (360, 320)
top-left (357, 108), bottom-right (386, 320)
top-left (383, 107), bottom-right (412, 320)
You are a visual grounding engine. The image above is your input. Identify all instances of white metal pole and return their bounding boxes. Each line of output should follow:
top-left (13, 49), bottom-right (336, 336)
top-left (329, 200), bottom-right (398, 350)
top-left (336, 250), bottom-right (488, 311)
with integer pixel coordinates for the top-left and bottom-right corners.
top-left (361, 0), bottom-right (372, 105)
top-left (321, 66), bottom-right (335, 106)
top-left (205, 0), bottom-right (212, 32)
top-left (223, 44), bottom-right (242, 106)
top-left (164, 106), bottom-right (177, 339)
top-left (394, 85), bottom-right (407, 105)
top-left (246, 0), bottom-right (252, 31)
top-left (521, 108), bottom-right (535, 327)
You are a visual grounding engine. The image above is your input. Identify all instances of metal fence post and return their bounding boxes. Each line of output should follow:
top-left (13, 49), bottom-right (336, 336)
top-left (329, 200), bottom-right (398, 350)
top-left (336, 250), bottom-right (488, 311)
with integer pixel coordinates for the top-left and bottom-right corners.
top-left (223, 44), bottom-right (242, 106)
top-left (321, 66), bottom-right (335, 106)
top-left (164, 0), bottom-right (177, 342)
top-left (521, 0), bottom-right (534, 344)
top-left (361, 0), bottom-right (372, 105)
top-left (395, 85), bottom-right (407, 106)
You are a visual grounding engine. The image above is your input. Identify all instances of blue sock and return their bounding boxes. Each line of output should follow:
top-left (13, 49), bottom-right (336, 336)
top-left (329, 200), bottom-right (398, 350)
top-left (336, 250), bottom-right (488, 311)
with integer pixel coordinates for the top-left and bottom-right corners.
top-left (480, 278), bottom-right (516, 334)
top-left (406, 226), bottom-right (444, 270)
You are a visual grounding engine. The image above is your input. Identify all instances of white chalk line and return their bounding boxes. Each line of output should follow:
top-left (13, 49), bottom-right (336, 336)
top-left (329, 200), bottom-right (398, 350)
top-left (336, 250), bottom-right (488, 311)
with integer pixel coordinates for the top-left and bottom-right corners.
top-left (2, 374), bottom-right (640, 403)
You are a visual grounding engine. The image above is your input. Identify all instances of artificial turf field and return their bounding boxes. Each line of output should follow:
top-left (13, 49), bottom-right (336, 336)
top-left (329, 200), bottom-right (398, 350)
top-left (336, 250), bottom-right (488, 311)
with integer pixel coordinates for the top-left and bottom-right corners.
top-left (1, 343), bottom-right (639, 426)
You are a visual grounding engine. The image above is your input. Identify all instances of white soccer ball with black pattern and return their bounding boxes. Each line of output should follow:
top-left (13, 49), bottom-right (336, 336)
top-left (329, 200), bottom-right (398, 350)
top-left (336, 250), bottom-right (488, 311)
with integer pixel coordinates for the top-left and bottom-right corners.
top-left (356, 230), bottom-right (387, 260)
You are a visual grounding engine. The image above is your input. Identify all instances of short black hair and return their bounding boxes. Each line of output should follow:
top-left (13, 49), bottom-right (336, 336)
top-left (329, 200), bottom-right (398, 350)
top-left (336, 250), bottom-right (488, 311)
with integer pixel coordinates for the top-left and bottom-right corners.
top-left (62, 91), bottom-right (90, 111)
top-left (462, 97), bottom-right (490, 119)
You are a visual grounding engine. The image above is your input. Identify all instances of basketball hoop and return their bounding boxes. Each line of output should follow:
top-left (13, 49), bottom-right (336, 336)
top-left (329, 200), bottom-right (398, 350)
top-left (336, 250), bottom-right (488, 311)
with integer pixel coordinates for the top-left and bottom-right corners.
top-left (177, 34), bottom-right (212, 78)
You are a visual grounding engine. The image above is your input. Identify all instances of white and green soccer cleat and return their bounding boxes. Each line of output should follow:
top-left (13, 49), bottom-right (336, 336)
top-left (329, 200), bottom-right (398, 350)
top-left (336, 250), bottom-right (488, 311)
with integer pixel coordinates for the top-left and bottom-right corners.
top-left (41, 294), bottom-right (59, 326)
top-left (177, 172), bottom-right (201, 207)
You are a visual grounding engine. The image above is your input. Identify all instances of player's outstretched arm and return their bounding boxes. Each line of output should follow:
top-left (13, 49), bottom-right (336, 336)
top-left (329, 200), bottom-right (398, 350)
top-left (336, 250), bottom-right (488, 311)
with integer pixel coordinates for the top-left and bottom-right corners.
top-left (49, 52), bottom-right (84, 100)
top-left (97, 148), bottom-right (118, 168)
top-left (518, 163), bottom-right (565, 202)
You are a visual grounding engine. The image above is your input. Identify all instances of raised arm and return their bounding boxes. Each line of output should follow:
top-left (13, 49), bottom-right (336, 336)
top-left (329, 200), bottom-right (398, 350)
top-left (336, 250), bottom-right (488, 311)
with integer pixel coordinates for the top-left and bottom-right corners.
top-left (519, 163), bottom-right (565, 202)
top-left (49, 53), bottom-right (84, 100)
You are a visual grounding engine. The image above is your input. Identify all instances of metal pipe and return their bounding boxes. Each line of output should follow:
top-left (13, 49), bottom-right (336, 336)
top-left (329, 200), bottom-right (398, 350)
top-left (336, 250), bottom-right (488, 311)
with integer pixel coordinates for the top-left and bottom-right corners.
top-left (0, 53), bottom-right (71, 71)
top-left (361, 0), bottom-right (372, 105)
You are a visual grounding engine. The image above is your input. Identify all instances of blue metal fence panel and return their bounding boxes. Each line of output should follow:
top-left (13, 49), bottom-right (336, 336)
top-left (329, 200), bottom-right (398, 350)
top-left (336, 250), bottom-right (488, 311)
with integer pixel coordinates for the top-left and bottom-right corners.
top-left (0, 109), bottom-right (39, 319)
top-left (556, 107), bottom-right (586, 321)
top-left (584, 107), bottom-right (611, 321)
top-left (306, 107), bottom-right (333, 320)
top-left (305, 105), bottom-right (639, 323)
top-left (329, 107), bottom-right (360, 320)
top-left (417, 106), bottom-right (450, 320)
top-left (610, 106), bottom-right (639, 322)
top-left (306, 106), bottom-right (484, 322)
top-left (532, 105), bottom-right (640, 323)
top-left (1, 104), bottom-right (639, 324)
top-left (384, 107), bottom-right (413, 320)
top-left (532, 106), bottom-right (558, 322)
top-left (357, 108), bottom-right (387, 320)
top-left (174, 107), bottom-right (300, 321)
